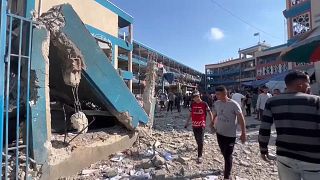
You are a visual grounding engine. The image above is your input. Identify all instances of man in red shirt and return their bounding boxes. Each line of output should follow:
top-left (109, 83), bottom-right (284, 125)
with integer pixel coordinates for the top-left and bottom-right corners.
top-left (185, 91), bottom-right (214, 163)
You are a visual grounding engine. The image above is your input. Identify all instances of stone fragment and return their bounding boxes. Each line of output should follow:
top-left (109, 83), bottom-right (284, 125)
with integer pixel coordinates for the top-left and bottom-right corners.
top-left (81, 169), bottom-right (98, 175)
top-left (152, 155), bottom-right (166, 167)
top-left (152, 169), bottom-right (166, 180)
top-left (175, 156), bottom-right (190, 165)
top-left (103, 168), bottom-right (118, 178)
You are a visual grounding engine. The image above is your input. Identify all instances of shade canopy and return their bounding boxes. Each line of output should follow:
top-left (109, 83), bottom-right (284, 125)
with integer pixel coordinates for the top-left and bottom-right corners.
top-left (280, 27), bottom-right (320, 63)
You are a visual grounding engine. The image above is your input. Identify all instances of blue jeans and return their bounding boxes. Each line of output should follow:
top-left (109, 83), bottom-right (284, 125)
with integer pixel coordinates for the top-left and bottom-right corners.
top-left (277, 156), bottom-right (320, 180)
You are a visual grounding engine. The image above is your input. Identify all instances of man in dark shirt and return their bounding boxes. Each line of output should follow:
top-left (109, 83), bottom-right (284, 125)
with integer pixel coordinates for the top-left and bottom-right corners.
top-left (259, 70), bottom-right (320, 180)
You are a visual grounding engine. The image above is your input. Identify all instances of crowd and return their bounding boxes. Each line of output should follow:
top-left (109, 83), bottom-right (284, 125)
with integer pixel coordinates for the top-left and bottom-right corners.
top-left (156, 70), bottom-right (320, 180)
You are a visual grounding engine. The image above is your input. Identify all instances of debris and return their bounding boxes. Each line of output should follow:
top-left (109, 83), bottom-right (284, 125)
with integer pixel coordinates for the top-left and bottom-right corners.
top-left (175, 156), bottom-right (190, 165)
top-left (151, 154), bottom-right (166, 167)
top-left (235, 176), bottom-right (249, 180)
top-left (133, 169), bottom-right (151, 179)
top-left (103, 168), bottom-right (118, 178)
top-left (139, 159), bottom-right (153, 169)
top-left (239, 160), bottom-right (251, 167)
top-left (81, 169), bottom-right (98, 175)
top-left (70, 111), bottom-right (278, 179)
top-left (153, 141), bottom-right (161, 149)
top-left (110, 153), bottom-right (125, 162)
top-left (152, 169), bottom-right (166, 180)
top-left (163, 152), bottom-right (173, 161)
top-left (205, 175), bottom-right (219, 180)
top-left (70, 111), bottom-right (88, 133)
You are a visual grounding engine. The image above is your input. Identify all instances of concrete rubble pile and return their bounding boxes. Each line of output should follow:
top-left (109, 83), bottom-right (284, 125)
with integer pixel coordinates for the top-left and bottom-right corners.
top-left (64, 110), bottom-right (278, 180)
top-left (2, 148), bottom-right (42, 180)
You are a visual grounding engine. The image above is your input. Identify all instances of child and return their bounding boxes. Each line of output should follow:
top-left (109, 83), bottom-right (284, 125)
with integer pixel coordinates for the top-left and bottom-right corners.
top-left (184, 91), bottom-right (214, 163)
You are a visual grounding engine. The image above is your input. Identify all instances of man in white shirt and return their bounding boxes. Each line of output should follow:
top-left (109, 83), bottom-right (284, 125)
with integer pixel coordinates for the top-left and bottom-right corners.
top-left (256, 86), bottom-right (272, 121)
top-left (231, 90), bottom-right (245, 107)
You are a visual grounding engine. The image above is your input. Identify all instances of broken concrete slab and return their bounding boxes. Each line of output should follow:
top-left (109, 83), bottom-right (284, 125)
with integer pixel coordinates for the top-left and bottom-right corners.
top-left (40, 132), bottom-right (138, 180)
top-left (40, 4), bottom-right (149, 130)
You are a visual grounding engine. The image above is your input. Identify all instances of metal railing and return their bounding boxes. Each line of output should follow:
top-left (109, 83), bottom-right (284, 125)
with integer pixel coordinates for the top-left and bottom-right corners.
top-left (0, 1), bottom-right (35, 179)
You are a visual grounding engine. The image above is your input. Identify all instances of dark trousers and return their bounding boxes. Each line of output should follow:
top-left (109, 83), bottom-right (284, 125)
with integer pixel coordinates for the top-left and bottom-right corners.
top-left (259, 109), bottom-right (264, 121)
top-left (176, 103), bottom-right (181, 112)
top-left (167, 101), bottom-right (174, 112)
top-left (217, 133), bottom-right (236, 179)
top-left (246, 104), bottom-right (251, 116)
top-left (193, 127), bottom-right (205, 158)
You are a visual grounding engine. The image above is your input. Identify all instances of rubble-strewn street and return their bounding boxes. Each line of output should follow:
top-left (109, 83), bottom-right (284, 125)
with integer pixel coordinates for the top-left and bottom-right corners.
top-left (65, 108), bottom-right (277, 180)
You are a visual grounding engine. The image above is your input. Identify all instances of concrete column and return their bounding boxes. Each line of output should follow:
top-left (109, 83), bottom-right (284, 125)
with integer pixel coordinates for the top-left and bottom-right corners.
top-left (128, 24), bottom-right (133, 92)
top-left (30, 27), bottom-right (50, 164)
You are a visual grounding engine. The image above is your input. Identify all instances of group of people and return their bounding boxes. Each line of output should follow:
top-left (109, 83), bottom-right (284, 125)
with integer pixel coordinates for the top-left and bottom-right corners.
top-left (159, 91), bottom-right (184, 113)
top-left (158, 91), bottom-right (213, 113)
top-left (185, 70), bottom-right (320, 180)
top-left (230, 86), bottom-right (283, 121)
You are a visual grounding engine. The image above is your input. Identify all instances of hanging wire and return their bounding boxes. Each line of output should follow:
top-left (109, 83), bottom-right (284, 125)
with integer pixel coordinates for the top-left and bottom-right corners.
top-left (209, 0), bottom-right (282, 41)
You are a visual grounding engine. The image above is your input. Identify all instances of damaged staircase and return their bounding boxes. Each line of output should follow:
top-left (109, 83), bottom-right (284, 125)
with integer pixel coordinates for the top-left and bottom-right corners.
top-left (42, 4), bottom-right (148, 130)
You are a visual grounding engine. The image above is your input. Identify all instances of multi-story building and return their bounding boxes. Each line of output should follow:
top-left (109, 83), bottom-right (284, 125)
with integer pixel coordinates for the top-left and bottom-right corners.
top-left (205, 43), bottom-right (269, 91)
top-left (37, 0), bottom-right (201, 94)
top-left (206, 0), bottom-right (318, 92)
top-left (130, 41), bottom-right (202, 94)
top-left (256, 0), bottom-right (315, 80)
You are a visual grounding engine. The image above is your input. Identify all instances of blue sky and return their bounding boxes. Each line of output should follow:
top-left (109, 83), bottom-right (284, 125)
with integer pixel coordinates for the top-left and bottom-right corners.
top-left (109, 0), bottom-right (287, 72)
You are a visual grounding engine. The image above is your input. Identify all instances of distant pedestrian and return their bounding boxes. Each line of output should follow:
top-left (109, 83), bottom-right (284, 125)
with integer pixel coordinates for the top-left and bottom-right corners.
top-left (202, 92), bottom-right (213, 109)
top-left (175, 93), bottom-right (182, 113)
top-left (184, 91), bottom-right (214, 164)
top-left (159, 92), bottom-right (167, 111)
top-left (259, 71), bottom-right (320, 180)
top-left (244, 92), bottom-right (252, 116)
top-left (211, 86), bottom-right (247, 180)
top-left (167, 91), bottom-right (175, 112)
top-left (252, 91), bottom-right (258, 115)
top-left (256, 86), bottom-right (272, 121)
top-left (231, 90), bottom-right (245, 107)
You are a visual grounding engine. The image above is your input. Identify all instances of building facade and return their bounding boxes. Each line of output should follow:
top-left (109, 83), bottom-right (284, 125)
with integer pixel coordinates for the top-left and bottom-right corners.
top-left (35, 0), bottom-right (201, 93)
top-left (205, 0), bottom-right (317, 92)
top-left (256, 0), bottom-right (315, 80)
top-left (205, 44), bottom-right (269, 91)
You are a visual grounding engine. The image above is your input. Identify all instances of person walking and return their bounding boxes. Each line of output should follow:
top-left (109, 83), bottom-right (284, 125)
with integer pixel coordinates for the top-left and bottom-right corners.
top-left (231, 90), bottom-right (245, 107)
top-left (159, 92), bottom-right (167, 111)
top-left (202, 92), bottom-right (213, 110)
top-left (256, 86), bottom-right (272, 121)
top-left (251, 91), bottom-right (258, 115)
top-left (185, 91), bottom-right (214, 164)
top-left (167, 91), bottom-right (175, 113)
top-left (245, 92), bottom-right (252, 116)
top-left (259, 71), bottom-right (320, 180)
top-left (175, 93), bottom-right (182, 113)
top-left (211, 86), bottom-right (247, 180)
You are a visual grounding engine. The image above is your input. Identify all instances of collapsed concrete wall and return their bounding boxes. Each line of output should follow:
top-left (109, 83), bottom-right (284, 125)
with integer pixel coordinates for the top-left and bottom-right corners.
top-left (39, 4), bottom-right (148, 130)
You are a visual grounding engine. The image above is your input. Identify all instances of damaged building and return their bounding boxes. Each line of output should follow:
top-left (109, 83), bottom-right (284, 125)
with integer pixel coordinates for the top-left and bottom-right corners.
top-left (0, 0), bottom-right (202, 179)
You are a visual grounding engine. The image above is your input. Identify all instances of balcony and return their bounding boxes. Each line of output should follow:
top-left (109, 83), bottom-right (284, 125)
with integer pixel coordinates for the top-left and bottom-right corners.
top-left (242, 67), bottom-right (255, 71)
top-left (206, 68), bottom-right (241, 77)
top-left (219, 68), bottom-right (241, 75)
top-left (240, 77), bottom-right (256, 82)
top-left (118, 54), bottom-right (148, 66)
top-left (207, 79), bottom-right (237, 85)
top-left (206, 73), bottom-right (220, 77)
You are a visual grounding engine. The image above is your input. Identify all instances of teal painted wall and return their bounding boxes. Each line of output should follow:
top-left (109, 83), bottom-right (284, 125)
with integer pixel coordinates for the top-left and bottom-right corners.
top-left (59, 4), bottom-right (148, 128)
top-left (30, 27), bottom-right (49, 164)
